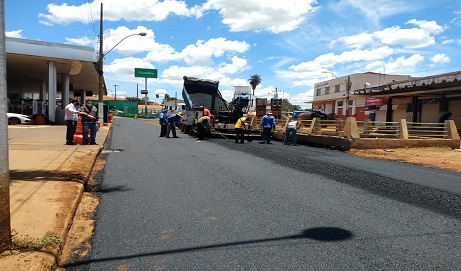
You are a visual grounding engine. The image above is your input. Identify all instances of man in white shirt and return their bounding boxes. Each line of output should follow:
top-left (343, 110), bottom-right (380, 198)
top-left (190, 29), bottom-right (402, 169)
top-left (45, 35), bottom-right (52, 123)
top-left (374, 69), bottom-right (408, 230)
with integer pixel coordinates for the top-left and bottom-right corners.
top-left (283, 117), bottom-right (298, 146)
top-left (64, 99), bottom-right (80, 145)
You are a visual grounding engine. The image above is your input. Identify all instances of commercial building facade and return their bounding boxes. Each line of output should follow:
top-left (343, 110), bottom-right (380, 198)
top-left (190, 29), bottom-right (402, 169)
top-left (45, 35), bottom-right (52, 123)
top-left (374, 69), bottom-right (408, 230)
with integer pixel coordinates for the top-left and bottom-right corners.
top-left (313, 72), bottom-right (411, 121)
top-left (6, 37), bottom-right (99, 123)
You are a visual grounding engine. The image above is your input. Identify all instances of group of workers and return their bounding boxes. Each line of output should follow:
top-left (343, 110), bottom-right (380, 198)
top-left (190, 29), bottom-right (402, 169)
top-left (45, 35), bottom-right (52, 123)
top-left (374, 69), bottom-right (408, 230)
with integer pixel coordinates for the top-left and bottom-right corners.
top-left (159, 108), bottom-right (183, 138)
top-left (158, 106), bottom-right (299, 145)
top-left (235, 110), bottom-right (298, 145)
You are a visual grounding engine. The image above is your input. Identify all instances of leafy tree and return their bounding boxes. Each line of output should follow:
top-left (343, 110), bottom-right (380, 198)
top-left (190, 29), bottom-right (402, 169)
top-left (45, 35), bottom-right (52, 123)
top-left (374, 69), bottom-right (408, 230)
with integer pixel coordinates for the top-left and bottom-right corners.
top-left (282, 98), bottom-right (301, 111)
top-left (248, 74), bottom-right (261, 96)
top-left (125, 96), bottom-right (144, 105)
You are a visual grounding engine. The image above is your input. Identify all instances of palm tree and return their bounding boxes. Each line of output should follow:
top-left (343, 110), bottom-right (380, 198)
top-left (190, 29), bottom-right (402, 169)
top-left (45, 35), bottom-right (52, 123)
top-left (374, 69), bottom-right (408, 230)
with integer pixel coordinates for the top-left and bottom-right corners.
top-left (248, 74), bottom-right (261, 96)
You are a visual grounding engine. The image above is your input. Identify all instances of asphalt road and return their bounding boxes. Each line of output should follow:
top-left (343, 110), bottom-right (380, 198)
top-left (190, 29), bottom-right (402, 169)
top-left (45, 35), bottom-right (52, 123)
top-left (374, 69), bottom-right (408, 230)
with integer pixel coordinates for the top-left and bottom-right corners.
top-left (70, 117), bottom-right (461, 271)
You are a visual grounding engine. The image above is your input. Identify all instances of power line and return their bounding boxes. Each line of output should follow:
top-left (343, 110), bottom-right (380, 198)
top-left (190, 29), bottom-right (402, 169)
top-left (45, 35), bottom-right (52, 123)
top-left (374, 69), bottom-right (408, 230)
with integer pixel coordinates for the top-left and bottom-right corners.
top-left (75, 0), bottom-right (97, 42)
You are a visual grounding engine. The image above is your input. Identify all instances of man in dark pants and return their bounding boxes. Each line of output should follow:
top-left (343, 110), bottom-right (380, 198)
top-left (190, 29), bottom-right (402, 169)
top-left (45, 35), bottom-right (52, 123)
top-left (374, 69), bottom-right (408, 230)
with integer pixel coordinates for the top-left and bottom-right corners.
top-left (196, 116), bottom-right (210, 140)
top-left (166, 112), bottom-right (182, 138)
top-left (234, 115), bottom-right (247, 144)
top-left (80, 99), bottom-right (98, 145)
top-left (64, 99), bottom-right (80, 145)
top-left (159, 109), bottom-right (168, 137)
top-left (259, 111), bottom-right (276, 144)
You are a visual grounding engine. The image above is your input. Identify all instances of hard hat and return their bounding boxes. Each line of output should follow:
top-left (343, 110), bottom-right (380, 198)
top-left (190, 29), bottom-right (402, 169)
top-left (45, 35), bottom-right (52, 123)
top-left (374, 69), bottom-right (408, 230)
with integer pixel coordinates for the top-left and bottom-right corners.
top-left (267, 111), bottom-right (273, 115)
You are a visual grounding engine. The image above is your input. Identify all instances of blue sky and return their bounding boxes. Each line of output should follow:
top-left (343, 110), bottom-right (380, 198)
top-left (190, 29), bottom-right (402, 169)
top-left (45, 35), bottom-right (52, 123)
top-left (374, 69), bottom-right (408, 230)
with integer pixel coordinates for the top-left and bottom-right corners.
top-left (5, 0), bottom-right (461, 107)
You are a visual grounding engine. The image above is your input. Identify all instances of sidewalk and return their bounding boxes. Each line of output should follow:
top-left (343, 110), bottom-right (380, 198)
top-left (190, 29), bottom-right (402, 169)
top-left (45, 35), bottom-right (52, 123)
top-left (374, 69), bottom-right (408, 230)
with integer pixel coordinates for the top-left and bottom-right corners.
top-left (0, 123), bottom-right (111, 270)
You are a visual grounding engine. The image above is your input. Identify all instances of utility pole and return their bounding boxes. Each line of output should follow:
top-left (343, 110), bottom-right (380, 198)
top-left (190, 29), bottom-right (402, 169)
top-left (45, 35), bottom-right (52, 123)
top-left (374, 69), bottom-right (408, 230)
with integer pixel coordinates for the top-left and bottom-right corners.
top-left (97, 3), bottom-right (104, 122)
top-left (0, 0), bottom-right (12, 251)
top-left (345, 76), bottom-right (351, 118)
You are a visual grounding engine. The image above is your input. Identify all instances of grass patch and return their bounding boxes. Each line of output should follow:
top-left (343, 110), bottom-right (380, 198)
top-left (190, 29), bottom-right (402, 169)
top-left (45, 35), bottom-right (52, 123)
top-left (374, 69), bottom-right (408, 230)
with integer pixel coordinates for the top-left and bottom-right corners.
top-left (12, 231), bottom-right (62, 250)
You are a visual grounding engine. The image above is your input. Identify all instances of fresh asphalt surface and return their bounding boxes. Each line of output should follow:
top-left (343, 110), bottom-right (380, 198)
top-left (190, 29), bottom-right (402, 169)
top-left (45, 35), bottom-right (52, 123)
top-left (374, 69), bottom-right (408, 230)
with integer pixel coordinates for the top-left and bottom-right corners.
top-left (68, 117), bottom-right (461, 270)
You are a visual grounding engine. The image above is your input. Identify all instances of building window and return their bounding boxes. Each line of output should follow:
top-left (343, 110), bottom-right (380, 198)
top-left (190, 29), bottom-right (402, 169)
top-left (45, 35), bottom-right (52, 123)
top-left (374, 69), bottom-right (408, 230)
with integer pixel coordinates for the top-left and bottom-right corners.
top-left (337, 101), bottom-right (343, 106)
top-left (316, 88), bottom-right (321, 96)
top-left (325, 86), bottom-right (330, 95)
top-left (348, 100), bottom-right (353, 106)
top-left (335, 84), bottom-right (340, 93)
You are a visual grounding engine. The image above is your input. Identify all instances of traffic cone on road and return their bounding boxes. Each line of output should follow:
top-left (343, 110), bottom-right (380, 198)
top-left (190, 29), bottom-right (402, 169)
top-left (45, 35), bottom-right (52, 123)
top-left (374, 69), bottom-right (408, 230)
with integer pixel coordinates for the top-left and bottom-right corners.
top-left (73, 116), bottom-right (84, 144)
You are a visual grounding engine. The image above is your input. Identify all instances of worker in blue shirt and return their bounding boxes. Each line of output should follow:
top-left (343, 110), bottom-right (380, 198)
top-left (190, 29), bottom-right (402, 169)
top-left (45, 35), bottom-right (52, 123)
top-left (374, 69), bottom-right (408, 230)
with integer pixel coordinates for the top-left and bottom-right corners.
top-left (159, 109), bottom-right (168, 137)
top-left (166, 112), bottom-right (182, 138)
top-left (259, 111), bottom-right (276, 144)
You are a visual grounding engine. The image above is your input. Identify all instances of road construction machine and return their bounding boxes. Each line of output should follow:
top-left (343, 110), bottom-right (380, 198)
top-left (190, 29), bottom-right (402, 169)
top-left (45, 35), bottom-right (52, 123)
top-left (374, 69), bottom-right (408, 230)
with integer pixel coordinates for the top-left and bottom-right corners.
top-left (180, 76), bottom-right (261, 139)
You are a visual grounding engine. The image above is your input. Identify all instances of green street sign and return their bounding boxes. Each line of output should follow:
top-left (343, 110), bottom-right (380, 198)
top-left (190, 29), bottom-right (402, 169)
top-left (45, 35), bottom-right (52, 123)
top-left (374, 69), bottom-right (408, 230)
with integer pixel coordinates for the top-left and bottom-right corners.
top-left (135, 68), bottom-right (158, 78)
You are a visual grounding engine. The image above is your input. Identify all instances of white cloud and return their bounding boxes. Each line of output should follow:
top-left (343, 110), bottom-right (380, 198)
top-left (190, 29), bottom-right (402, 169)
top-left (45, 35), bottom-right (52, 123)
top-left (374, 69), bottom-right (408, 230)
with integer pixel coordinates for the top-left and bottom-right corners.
top-left (441, 39), bottom-right (455, 45)
top-left (103, 26), bottom-right (155, 55)
top-left (39, 0), bottom-right (201, 25)
top-left (364, 54), bottom-right (424, 74)
top-left (431, 54), bottom-right (450, 64)
top-left (336, 20), bottom-right (446, 49)
top-left (65, 36), bottom-right (94, 46)
top-left (337, 0), bottom-right (416, 24)
top-left (335, 32), bottom-right (375, 49)
top-left (218, 56), bottom-right (250, 75)
top-left (6, 30), bottom-right (24, 38)
top-left (290, 47), bottom-right (394, 73)
top-left (38, 0), bottom-right (316, 34)
top-left (202, 0), bottom-right (317, 33)
top-left (146, 37), bottom-right (250, 67)
top-left (104, 57), bottom-right (155, 83)
top-left (181, 38), bottom-right (250, 66)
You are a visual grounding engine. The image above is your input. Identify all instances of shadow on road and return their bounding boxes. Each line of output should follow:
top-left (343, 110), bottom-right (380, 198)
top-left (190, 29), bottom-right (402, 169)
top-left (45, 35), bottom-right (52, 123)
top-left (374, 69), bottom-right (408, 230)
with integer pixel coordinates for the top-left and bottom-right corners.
top-left (63, 227), bottom-right (353, 268)
top-left (97, 185), bottom-right (133, 193)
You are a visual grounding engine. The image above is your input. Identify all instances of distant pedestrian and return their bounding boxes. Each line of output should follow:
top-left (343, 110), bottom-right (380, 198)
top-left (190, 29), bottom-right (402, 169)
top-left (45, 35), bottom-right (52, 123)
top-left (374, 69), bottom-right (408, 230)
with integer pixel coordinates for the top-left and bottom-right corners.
top-left (159, 109), bottom-right (168, 137)
top-left (260, 111), bottom-right (276, 144)
top-left (196, 116), bottom-right (211, 140)
top-left (64, 99), bottom-right (80, 145)
top-left (234, 115), bottom-right (247, 144)
top-left (283, 117), bottom-right (298, 146)
top-left (80, 99), bottom-right (98, 145)
top-left (166, 112), bottom-right (182, 138)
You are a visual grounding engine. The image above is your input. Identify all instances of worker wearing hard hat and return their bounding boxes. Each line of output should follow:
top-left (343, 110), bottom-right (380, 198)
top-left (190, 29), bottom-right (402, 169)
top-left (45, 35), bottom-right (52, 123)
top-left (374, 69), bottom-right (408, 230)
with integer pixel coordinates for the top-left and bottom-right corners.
top-left (196, 115), bottom-right (211, 140)
top-left (234, 114), bottom-right (247, 144)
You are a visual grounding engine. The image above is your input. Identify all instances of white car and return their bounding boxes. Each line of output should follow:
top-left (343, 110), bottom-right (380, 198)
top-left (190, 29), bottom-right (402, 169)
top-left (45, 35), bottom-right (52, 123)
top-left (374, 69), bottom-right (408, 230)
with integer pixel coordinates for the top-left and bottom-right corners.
top-left (7, 113), bottom-right (31, 125)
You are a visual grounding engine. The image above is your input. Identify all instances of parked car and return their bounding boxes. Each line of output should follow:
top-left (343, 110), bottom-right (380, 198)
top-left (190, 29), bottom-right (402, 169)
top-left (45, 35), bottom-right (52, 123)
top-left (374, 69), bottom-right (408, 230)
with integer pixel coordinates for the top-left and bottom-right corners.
top-left (7, 113), bottom-right (31, 125)
top-left (143, 114), bottom-right (157, 119)
top-left (109, 109), bottom-right (123, 114)
top-left (292, 110), bottom-right (311, 120)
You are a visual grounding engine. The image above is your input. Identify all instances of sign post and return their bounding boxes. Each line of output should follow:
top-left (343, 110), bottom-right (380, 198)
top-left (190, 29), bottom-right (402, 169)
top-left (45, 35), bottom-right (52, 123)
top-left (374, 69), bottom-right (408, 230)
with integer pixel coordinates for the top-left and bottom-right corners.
top-left (135, 68), bottom-right (158, 115)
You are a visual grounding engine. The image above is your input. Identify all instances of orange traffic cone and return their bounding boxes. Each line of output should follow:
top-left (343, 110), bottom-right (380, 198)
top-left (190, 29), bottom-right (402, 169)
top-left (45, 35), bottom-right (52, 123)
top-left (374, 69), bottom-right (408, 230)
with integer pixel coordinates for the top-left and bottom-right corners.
top-left (73, 116), bottom-right (84, 144)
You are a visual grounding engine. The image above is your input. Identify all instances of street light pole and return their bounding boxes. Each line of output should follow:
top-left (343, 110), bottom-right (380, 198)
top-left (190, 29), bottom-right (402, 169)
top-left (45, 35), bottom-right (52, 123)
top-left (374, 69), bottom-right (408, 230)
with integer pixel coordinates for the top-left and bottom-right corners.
top-left (97, 3), bottom-right (146, 122)
top-left (98, 3), bottom-right (104, 122)
top-left (113, 84), bottom-right (119, 113)
top-left (322, 71), bottom-right (351, 118)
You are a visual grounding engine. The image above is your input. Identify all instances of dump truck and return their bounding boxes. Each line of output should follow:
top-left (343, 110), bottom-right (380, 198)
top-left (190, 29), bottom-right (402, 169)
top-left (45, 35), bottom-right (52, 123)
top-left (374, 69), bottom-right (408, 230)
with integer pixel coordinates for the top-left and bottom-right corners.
top-left (180, 76), bottom-right (261, 139)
